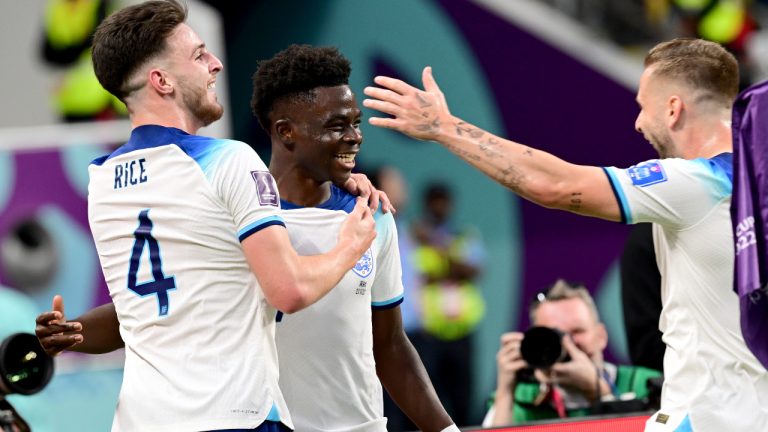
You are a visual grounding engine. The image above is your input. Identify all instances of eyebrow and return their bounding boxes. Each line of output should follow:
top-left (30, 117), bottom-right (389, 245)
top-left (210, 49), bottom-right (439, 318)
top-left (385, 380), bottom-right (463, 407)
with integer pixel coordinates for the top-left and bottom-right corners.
top-left (324, 111), bottom-right (362, 123)
top-left (192, 43), bottom-right (206, 58)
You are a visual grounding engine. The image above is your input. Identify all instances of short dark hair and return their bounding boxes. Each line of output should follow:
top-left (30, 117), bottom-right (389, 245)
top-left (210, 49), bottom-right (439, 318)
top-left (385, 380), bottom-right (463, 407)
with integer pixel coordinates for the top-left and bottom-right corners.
top-left (251, 44), bottom-right (351, 132)
top-left (645, 38), bottom-right (739, 107)
top-left (424, 182), bottom-right (452, 202)
top-left (92, 0), bottom-right (188, 101)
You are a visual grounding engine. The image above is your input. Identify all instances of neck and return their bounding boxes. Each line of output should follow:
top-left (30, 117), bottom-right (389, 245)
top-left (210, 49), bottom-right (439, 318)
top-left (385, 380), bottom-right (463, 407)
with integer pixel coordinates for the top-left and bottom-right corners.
top-left (677, 115), bottom-right (732, 160)
top-left (269, 156), bottom-right (331, 207)
top-left (128, 97), bottom-right (203, 135)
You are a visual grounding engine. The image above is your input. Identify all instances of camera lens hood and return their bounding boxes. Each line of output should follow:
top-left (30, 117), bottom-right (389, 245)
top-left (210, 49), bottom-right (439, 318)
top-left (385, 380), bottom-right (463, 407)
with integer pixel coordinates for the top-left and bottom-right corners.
top-left (0, 333), bottom-right (54, 396)
top-left (520, 326), bottom-right (567, 369)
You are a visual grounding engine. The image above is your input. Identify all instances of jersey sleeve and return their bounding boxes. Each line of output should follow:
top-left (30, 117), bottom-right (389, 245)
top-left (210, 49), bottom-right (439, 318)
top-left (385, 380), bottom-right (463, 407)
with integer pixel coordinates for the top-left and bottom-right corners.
top-left (208, 141), bottom-right (284, 241)
top-left (603, 158), bottom-right (732, 229)
top-left (370, 211), bottom-right (405, 309)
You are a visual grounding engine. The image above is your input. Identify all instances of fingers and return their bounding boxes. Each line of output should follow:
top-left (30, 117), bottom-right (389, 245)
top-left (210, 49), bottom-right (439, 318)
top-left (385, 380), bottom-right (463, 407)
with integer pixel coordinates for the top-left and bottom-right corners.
top-left (372, 75), bottom-right (419, 96)
top-left (343, 177), bottom-right (360, 195)
top-left (362, 99), bottom-right (401, 118)
top-left (367, 190), bottom-right (381, 212)
top-left (52, 294), bottom-right (65, 318)
top-left (352, 197), bottom-right (374, 221)
top-left (38, 333), bottom-right (83, 357)
top-left (346, 173), bottom-right (381, 212)
top-left (367, 117), bottom-right (401, 131)
top-left (363, 86), bottom-right (403, 105)
top-left (561, 335), bottom-right (584, 358)
top-left (500, 332), bottom-right (524, 344)
top-left (377, 190), bottom-right (395, 214)
top-left (498, 332), bottom-right (525, 364)
top-left (421, 66), bottom-right (440, 93)
top-left (36, 311), bottom-right (62, 326)
top-left (36, 319), bottom-right (82, 336)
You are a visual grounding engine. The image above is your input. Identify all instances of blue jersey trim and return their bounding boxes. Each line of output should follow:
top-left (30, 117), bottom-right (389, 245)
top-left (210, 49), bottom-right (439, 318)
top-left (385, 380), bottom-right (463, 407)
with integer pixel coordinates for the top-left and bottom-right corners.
top-left (707, 152), bottom-right (733, 184)
top-left (265, 403), bottom-right (281, 422)
top-left (238, 216), bottom-right (286, 242)
top-left (280, 185), bottom-right (356, 213)
top-left (673, 414), bottom-right (693, 432)
top-left (602, 167), bottom-right (630, 224)
top-left (89, 125), bottom-right (236, 172)
top-left (91, 154), bottom-right (109, 166)
top-left (91, 125), bottom-right (186, 165)
top-left (213, 420), bottom-right (288, 432)
top-left (372, 294), bottom-right (404, 310)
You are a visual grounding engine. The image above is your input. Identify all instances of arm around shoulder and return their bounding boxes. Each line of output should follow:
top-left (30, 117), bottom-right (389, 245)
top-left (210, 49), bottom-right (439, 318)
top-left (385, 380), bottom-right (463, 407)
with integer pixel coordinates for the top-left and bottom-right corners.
top-left (241, 198), bottom-right (376, 313)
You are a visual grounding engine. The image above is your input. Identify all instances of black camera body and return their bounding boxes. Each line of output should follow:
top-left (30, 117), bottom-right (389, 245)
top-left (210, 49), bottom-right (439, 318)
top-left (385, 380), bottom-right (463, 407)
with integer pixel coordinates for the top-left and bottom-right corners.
top-left (520, 326), bottom-right (571, 369)
top-left (0, 333), bottom-right (55, 432)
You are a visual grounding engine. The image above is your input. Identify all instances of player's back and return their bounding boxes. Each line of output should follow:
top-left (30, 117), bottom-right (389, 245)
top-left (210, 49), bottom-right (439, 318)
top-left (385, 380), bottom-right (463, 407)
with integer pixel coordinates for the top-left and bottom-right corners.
top-left (88, 125), bottom-right (290, 431)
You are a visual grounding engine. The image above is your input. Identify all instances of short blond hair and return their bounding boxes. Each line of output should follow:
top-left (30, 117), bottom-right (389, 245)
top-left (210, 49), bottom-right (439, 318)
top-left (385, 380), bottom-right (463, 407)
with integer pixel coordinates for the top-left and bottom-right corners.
top-left (529, 279), bottom-right (600, 323)
top-left (645, 38), bottom-right (739, 108)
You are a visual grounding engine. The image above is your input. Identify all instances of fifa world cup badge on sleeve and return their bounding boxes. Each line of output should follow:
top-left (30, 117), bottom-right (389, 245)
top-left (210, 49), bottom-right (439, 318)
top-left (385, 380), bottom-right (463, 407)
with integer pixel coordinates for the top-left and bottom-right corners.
top-left (251, 171), bottom-right (279, 206)
top-left (628, 161), bottom-right (667, 187)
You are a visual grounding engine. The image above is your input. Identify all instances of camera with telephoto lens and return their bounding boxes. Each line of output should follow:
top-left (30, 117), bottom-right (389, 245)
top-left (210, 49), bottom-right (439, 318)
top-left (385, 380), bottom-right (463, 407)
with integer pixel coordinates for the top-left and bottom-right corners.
top-left (520, 326), bottom-right (571, 369)
top-left (0, 333), bottom-right (55, 432)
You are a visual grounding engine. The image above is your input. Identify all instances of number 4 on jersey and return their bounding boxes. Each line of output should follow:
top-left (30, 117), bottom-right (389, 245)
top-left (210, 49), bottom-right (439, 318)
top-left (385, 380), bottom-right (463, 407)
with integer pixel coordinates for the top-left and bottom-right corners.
top-left (127, 209), bottom-right (176, 316)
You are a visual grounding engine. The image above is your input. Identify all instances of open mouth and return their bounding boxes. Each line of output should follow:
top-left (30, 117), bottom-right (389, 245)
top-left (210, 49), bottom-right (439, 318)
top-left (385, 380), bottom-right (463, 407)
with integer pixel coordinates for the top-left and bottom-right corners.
top-left (207, 81), bottom-right (216, 90)
top-left (334, 152), bottom-right (357, 168)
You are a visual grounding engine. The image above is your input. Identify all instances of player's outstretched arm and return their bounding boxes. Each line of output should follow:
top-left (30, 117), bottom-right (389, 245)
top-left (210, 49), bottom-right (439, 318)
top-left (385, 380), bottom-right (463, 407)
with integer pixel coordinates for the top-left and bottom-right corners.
top-left (243, 198), bottom-right (376, 313)
top-left (363, 67), bottom-right (620, 222)
top-left (35, 295), bottom-right (123, 356)
top-left (372, 306), bottom-right (455, 432)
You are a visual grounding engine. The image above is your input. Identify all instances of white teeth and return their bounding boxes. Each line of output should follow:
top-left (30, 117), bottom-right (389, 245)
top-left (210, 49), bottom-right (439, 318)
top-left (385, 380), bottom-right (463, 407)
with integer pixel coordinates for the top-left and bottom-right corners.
top-left (335, 153), bottom-right (356, 162)
top-left (207, 82), bottom-right (216, 89)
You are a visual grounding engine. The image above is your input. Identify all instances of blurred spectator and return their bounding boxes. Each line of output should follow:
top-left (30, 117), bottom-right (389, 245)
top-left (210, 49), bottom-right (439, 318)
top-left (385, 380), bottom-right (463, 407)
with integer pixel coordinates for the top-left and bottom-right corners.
top-left (411, 182), bottom-right (486, 426)
top-left (41, 0), bottom-right (127, 121)
top-left (483, 280), bottom-right (662, 427)
top-left (620, 223), bottom-right (665, 371)
top-left (671, 0), bottom-right (760, 89)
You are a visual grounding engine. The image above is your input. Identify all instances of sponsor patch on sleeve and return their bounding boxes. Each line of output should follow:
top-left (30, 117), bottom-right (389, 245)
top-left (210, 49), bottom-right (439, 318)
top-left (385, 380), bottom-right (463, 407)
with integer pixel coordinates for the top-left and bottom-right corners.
top-left (251, 171), bottom-right (279, 206)
top-left (627, 161), bottom-right (667, 187)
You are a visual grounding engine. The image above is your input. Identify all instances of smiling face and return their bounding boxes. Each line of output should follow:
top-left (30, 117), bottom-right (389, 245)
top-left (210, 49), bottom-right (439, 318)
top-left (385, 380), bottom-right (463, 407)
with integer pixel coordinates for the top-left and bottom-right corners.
top-left (634, 66), bottom-right (677, 159)
top-left (287, 85), bottom-right (362, 185)
top-left (164, 23), bottom-right (224, 127)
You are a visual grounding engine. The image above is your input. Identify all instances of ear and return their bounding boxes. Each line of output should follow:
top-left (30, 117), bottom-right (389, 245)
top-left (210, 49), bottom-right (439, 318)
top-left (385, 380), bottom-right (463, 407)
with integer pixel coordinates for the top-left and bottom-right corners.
top-left (274, 119), bottom-right (295, 150)
top-left (666, 95), bottom-right (684, 129)
top-left (596, 322), bottom-right (608, 352)
top-left (148, 69), bottom-right (174, 95)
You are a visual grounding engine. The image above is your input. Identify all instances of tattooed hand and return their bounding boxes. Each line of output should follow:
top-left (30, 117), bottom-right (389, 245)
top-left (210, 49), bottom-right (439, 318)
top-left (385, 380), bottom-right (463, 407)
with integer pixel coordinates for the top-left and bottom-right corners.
top-left (363, 66), bottom-right (450, 141)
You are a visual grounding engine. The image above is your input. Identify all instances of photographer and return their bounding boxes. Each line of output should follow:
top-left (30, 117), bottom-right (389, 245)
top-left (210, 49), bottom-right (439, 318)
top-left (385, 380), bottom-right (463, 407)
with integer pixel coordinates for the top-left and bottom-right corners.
top-left (482, 280), bottom-right (661, 426)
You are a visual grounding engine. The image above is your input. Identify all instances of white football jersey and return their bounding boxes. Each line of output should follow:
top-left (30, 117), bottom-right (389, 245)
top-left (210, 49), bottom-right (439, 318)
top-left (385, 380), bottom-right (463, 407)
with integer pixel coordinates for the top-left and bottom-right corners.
top-left (604, 154), bottom-right (768, 432)
top-left (88, 125), bottom-right (292, 432)
top-left (276, 186), bottom-right (404, 432)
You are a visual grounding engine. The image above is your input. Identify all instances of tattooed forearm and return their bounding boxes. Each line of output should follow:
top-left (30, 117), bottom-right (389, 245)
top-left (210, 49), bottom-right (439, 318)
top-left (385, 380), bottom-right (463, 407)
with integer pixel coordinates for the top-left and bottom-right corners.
top-left (478, 137), bottom-right (502, 158)
top-left (498, 163), bottom-right (525, 192)
top-left (455, 121), bottom-right (485, 139)
top-left (569, 192), bottom-right (583, 211)
top-left (444, 142), bottom-right (483, 163)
